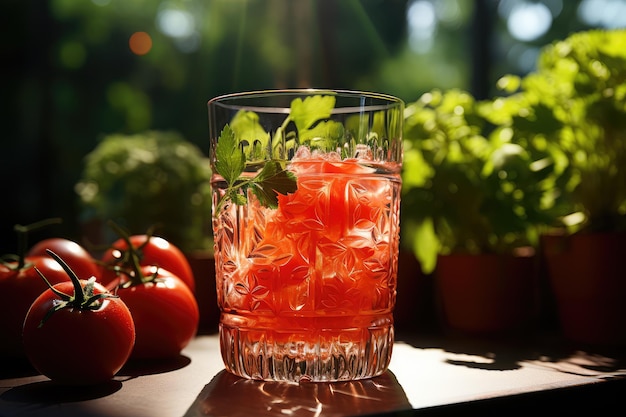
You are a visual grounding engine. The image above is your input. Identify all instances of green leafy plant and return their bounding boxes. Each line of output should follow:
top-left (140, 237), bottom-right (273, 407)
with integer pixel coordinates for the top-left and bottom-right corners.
top-left (402, 89), bottom-right (561, 273)
top-left (76, 131), bottom-right (213, 253)
top-left (496, 29), bottom-right (626, 233)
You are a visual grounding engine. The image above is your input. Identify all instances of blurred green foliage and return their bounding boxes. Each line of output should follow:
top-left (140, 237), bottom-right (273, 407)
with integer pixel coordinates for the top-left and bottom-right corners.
top-left (403, 28), bottom-right (626, 272)
top-left (402, 89), bottom-right (560, 273)
top-left (76, 131), bottom-right (213, 252)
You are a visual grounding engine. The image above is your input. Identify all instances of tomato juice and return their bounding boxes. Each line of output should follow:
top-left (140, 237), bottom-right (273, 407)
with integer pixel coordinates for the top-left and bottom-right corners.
top-left (212, 148), bottom-right (401, 381)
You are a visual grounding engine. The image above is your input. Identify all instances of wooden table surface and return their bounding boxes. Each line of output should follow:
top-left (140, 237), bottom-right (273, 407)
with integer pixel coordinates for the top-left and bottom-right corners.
top-left (1, 332), bottom-right (625, 417)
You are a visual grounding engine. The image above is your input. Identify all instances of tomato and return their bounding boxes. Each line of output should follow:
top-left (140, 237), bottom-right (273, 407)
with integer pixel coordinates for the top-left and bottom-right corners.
top-left (100, 235), bottom-right (195, 292)
top-left (27, 237), bottom-right (99, 281)
top-left (0, 256), bottom-right (70, 358)
top-left (112, 265), bottom-right (199, 359)
top-left (22, 251), bottom-right (135, 386)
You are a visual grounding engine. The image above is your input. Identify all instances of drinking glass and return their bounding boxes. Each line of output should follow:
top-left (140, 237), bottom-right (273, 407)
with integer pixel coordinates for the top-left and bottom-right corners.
top-left (208, 89), bottom-right (404, 382)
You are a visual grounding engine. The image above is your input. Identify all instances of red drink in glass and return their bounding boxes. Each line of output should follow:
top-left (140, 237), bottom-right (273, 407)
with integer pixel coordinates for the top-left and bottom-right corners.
top-left (209, 90), bottom-right (403, 381)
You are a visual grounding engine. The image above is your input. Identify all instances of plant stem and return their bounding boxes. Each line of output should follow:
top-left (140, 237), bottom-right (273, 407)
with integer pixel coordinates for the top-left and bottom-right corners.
top-left (13, 218), bottom-right (62, 270)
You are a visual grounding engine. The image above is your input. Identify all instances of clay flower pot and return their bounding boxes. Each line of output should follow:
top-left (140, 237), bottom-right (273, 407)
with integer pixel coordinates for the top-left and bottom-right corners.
top-left (436, 252), bottom-right (537, 335)
top-left (186, 251), bottom-right (219, 335)
top-left (393, 250), bottom-right (436, 334)
top-left (542, 232), bottom-right (626, 347)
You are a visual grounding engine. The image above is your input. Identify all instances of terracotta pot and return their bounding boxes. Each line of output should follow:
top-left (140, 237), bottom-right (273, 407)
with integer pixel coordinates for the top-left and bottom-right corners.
top-left (541, 232), bottom-right (626, 347)
top-left (393, 250), bottom-right (435, 334)
top-left (186, 251), bottom-right (220, 335)
top-left (436, 252), bottom-right (537, 335)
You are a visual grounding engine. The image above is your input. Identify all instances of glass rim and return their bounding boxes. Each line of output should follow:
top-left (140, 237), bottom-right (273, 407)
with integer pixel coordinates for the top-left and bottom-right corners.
top-left (207, 88), bottom-right (404, 109)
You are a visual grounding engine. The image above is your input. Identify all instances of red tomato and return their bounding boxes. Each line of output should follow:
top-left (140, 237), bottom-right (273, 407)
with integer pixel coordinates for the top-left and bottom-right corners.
top-left (27, 238), bottom-right (99, 280)
top-left (23, 278), bottom-right (135, 385)
top-left (100, 235), bottom-right (195, 292)
top-left (112, 266), bottom-right (199, 359)
top-left (0, 256), bottom-right (70, 358)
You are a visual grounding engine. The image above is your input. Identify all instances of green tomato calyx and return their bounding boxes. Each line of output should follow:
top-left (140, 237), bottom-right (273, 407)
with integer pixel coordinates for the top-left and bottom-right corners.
top-left (35, 249), bottom-right (117, 328)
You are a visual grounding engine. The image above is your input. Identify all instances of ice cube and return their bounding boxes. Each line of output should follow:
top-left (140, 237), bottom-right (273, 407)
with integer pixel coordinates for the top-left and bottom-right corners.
top-left (354, 144), bottom-right (373, 160)
top-left (294, 145), bottom-right (311, 159)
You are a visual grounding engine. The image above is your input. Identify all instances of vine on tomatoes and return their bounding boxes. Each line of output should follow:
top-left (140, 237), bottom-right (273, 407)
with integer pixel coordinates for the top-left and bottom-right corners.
top-left (114, 265), bottom-right (199, 359)
top-left (104, 229), bottom-right (199, 359)
top-left (100, 225), bottom-right (195, 292)
top-left (22, 250), bottom-right (135, 385)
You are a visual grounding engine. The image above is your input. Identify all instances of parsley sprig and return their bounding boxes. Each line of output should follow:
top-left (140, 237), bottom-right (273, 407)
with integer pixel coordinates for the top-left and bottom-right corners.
top-left (213, 95), bottom-right (337, 214)
top-left (214, 124), bottom-right (297, 213)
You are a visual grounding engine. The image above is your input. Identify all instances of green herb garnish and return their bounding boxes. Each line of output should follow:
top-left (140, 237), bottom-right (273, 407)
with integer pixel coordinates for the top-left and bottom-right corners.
top-left (278, 95), bottom-right (341, 154)
top-left (213, 95), bottom-right (341, 214)
top-left (289, 95), bottom-right (336, 131)
top-left (214, 124), bottom-right (297, 213)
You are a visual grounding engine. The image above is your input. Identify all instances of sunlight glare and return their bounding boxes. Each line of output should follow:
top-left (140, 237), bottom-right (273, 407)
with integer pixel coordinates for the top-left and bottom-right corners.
top-left (407, 0), bottom-right (437, 54)
top-left (507, 2), bottom-right (552, 42)
top-left (578, 0), bottom-right (626, 28)
top-left (157, 8), bottom-right (195, 38)
top-left (156, 6), bottom-right (200, 52)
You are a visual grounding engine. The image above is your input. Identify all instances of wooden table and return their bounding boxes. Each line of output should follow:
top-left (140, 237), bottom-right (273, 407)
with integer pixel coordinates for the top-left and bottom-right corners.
top-left (1, 332), bottom-right (624, 416)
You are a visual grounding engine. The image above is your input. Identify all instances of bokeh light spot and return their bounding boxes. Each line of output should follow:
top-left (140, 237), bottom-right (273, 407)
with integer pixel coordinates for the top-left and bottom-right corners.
top-left (407, 0), bottom-right (437, 54)
top-left (157, 8), bottom-right (195, 38)
top-left (578, 0), bottom-right (626, 28)
top-left (129, 31), bottom-right (153, 55)
top-left (507, 2), bottom-right (552, 42)
top-left (59, 41), bottom-right (86, 69)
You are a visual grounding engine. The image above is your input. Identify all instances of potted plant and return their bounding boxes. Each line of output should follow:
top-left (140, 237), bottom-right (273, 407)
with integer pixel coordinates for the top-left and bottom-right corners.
top-left (75, 130), bottom-right (219, 332)
top-left (402, 88), bottom-right (561, 335)
top-left (497, 29), bottom-right (626, 346)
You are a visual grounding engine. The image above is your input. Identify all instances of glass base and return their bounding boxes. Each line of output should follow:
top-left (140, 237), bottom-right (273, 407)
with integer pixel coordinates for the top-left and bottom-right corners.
top-left (219, 317), bottom-right (394, 383)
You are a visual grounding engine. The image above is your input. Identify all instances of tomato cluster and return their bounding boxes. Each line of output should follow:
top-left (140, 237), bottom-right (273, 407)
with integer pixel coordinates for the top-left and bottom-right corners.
top-left (0, 223), bottom-right (200, 385)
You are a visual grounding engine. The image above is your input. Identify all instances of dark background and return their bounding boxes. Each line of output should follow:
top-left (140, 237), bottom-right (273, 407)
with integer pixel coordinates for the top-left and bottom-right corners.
top-left (0, 0), bottom-right (612, 253)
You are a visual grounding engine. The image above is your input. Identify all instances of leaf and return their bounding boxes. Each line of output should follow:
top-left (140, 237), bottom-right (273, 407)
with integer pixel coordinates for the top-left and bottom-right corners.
top-left (213, 95), bottom-right (339, 213)
top-left (290, 95), bottom-right (336, 131)
top-left (230, 110), bottom-right (271, 159)
top-left (413, 218), bottom-right (440, 274)
top-left (215, 125), bottom-right (244, 186)
top-left (249, 160), bottom-right (297, 209)
top-left (299, 120), bottom-right (344, 151)
top-left (231, 190), bottom-right (248, 206)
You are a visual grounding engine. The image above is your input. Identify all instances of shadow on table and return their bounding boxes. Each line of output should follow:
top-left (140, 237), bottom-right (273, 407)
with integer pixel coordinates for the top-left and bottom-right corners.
top-left (397, 329), bottom-right (626, 376)
top-left (0, 357), bottom-right (39, 379)
top-left (117, 354), bottom-right (192, 378)
top-left (183, 370), bottom-right (412, 417)
top-left (0, 353), bottom-right (193, 381)
top-left (1, 379), bottom-right (123, 404)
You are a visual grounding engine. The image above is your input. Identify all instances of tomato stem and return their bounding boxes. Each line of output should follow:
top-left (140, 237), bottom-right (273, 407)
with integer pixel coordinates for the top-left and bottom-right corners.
top-left (12, 218), bottom-right (62, 270)
top-left (34, 249), bottom-right (118, 327)
top-left (106, 221), bottom-right (150, 286)
top-left (47, 249), bottom-right (86, 304)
